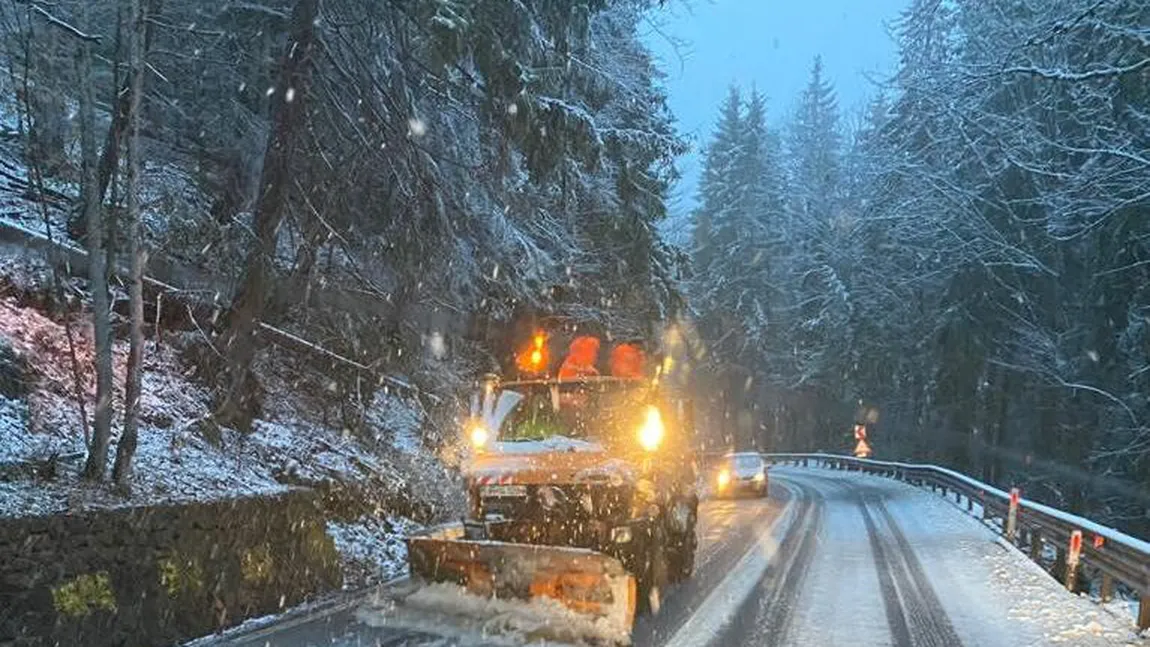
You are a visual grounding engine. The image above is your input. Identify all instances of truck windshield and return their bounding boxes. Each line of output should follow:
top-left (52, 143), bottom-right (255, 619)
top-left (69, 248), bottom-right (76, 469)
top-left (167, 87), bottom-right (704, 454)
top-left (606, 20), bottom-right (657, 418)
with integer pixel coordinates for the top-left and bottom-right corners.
top-left (495, 381), bottom-right (648, 442)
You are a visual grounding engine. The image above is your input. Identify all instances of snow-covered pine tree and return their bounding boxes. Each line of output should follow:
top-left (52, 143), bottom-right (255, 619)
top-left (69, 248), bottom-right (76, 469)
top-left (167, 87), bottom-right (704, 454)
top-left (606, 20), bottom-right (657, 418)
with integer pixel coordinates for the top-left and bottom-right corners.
top-left (788, 56), bottom-right (841, 237)
top-left (691, 84), bottom-right (790, 448)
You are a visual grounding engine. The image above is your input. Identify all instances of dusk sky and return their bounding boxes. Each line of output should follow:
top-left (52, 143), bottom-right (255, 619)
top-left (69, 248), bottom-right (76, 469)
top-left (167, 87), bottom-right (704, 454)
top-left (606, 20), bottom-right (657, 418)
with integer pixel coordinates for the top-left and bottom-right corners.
top-left (642, 0), bottom-right (909, 227)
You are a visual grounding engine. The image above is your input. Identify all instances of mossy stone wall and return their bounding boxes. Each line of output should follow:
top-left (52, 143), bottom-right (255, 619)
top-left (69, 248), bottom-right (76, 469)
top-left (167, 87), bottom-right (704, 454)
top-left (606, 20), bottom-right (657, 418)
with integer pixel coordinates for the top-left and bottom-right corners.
top-left (0, 488), bottom-right (341, 646)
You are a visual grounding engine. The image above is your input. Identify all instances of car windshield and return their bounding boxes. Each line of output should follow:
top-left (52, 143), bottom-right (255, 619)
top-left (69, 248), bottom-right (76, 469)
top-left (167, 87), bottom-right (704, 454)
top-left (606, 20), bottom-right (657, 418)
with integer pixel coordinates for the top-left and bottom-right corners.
top-left (495, 381), bottom-right (649, 442)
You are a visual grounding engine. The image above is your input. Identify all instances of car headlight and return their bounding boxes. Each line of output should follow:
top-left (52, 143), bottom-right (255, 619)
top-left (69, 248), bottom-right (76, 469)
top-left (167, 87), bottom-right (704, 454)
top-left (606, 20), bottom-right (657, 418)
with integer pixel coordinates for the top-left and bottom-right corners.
top-left (469, 423), bottom-right (489, 450)
top-left (638, 405), bottom-right (664, 451)
top-left (717, 469), bottom-right (730, 488)
top-left (753, 471), bottom-right (766, 483)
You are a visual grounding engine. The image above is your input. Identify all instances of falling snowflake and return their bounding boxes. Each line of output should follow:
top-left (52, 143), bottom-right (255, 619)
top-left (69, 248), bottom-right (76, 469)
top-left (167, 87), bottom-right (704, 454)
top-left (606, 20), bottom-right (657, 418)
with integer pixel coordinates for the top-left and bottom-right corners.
top-left (428, 332), bottom-right (447, 359)
top-left (408, 117), bottom-right (427, 137)
top-left (507, 103), bottom-right (519, 116)
top-left (285, 87), bottom-right (296, 103)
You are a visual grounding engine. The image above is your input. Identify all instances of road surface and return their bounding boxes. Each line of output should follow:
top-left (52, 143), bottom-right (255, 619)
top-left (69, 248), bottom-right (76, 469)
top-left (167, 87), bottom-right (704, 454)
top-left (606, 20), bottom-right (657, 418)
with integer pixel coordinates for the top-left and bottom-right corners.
top-left (204, 468), bottom-right (1140, 647)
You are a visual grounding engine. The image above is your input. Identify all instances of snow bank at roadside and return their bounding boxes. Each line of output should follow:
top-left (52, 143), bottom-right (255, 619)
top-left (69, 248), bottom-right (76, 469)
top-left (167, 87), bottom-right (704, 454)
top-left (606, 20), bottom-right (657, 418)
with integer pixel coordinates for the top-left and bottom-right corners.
top-left (357, 581), bottom-right (629, 646)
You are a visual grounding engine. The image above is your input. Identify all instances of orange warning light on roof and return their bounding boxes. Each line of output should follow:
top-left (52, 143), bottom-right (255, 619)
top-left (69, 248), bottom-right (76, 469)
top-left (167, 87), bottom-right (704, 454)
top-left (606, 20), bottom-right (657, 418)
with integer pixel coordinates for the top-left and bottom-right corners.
top-left (558, 336), bottom-right (601, 379)
top-left (516, 331), bottom-right (551, 374)
top-left (609, 343), bottom-right (645, 378)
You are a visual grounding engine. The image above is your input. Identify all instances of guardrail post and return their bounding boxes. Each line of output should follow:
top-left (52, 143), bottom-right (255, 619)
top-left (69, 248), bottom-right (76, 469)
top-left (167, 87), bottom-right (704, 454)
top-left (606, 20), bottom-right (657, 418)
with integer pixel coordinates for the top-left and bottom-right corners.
top-left (1064, 531), bottom-right (1082, 592)
top-left (1029, 531), bottom-right (1042, 562)
top-left (1099, 573), bottom-right (1114, 603)
top-left (1006, 488), bottom-right (1020, 543)
top-left (1138, 595), bottom-right (1149, 632)
top-left (965, 494), bottom-right (973, 512)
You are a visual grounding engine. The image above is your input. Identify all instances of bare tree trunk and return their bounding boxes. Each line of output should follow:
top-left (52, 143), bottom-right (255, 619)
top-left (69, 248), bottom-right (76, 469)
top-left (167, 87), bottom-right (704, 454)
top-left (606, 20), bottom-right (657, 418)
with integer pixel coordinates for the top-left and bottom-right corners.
top-left (78, 0), bottom-right (115, 481)
top-left (102, 5), bottom-right (124, 278)
top-left (214, 0), bottom-right (321, 431)
top-left (113, 0), bottom-right (147, 489)
top-left (95, 0), bottom-right (160, 208)
top-left (22, 6), bottom-right (96, 475)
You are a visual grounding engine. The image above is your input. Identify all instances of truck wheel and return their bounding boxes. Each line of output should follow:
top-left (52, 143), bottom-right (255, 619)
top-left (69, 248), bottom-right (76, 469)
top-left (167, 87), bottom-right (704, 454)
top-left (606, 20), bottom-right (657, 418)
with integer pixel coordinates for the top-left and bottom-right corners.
top-left (637, 525), bottom-right (668, 615)
top-left (670, 532), bottom-right (696, 582)
top-left (669, 504), bottom-right (697, 582)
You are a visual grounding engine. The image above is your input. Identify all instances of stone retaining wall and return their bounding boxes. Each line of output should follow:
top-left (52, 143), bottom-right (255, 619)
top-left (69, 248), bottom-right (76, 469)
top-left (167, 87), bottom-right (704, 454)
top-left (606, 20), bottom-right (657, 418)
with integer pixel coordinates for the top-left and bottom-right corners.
top-left (0, 488), bottom-right (341, 646)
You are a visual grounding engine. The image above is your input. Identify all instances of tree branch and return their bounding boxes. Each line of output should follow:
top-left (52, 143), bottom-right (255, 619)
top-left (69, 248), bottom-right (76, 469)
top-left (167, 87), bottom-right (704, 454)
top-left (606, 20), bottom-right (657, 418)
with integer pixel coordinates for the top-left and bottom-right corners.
top-left (989, 57), bottom-right (1150, 82)
top-left (32, 4), bottom-right (101, 43)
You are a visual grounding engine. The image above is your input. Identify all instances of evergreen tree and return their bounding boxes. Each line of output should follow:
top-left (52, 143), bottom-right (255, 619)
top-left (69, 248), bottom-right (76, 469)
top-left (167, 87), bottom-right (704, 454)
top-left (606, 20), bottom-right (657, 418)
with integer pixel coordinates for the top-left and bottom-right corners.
top-left (691, 84), bottom-right (791, 448)
top-left (788, 56), bottom-right (841, 234)
top-left (693, 85), bottom-right (745, 276)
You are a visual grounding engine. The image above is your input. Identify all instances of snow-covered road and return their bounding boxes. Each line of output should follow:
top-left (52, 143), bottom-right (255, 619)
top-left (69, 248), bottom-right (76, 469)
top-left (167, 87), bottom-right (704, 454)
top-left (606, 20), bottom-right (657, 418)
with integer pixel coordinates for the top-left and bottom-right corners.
top-left (202, 468), bottom-right (1144, 647)
top-left (710, 468), bottom-right (1141, 647)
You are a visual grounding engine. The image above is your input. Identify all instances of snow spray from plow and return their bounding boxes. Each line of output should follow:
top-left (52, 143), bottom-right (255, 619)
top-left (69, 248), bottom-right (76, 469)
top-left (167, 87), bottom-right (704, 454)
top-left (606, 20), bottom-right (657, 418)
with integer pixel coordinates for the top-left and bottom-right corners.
top-left (398, 523), bottom-right (637, 644)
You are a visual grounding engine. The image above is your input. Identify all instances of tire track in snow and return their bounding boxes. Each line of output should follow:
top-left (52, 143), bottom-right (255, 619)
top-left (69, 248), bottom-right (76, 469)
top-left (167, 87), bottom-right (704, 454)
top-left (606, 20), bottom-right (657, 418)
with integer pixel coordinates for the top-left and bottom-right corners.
top-left (858, 494), bottom-right (915, 647)
top-left (871, 495), bottom-right (964, 647)
top-left (716, 479), bottom-right (824, 647)
top-left (859, 491), bottom-right (964, 647)
top-left (633, 495), bottom-right (786, 646)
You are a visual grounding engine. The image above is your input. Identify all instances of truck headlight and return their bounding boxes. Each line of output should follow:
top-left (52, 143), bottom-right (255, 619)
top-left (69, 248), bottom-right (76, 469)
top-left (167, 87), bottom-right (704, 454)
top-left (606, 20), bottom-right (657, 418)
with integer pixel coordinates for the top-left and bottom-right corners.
top-left (717, 469), bottom-right (730, 489)
top-left (754, 471), bottom-right (766, 483)
top-left (469, 423), bottom-right (489, 450)
top-left (638, 406), bottom-right (664, 451)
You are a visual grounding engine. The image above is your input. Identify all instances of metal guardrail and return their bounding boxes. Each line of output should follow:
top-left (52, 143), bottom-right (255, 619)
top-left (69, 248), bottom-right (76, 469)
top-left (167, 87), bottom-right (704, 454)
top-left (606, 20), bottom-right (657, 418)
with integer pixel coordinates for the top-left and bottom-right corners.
top-left (759, 452), bottom-right (1150, 631)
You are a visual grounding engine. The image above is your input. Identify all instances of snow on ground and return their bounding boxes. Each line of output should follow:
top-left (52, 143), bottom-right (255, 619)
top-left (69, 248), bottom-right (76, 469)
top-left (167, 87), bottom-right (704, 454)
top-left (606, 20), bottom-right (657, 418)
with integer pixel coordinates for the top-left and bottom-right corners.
top-left (0, 138), bottom-right (72, 237)
top-left (179, 593), bottom-right (364, 647)
top-left (877, 475), bottom-right (1147, 644)
top-left (784, 474), bottom-right (893, 646)
top-left (0, 393), bottom-right (32, 462)
top-left (0, 292), bottom-right (290, 516)
top-left (780, 468), bottom-right (1145, 646)
top-left (364, 388), bottom-right (425, 456)
top-left (326, 514), bottom-right (419, 587)
top-left (356, 581), bottom-right (630, 646)
top-left (0, 283), bottom-right (456, 521)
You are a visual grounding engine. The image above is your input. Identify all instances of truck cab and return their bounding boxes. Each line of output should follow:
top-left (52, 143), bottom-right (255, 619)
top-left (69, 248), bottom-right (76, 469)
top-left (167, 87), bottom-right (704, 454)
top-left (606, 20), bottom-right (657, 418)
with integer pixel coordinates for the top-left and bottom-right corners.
top-left (460, 336), bottom-right (699, 611)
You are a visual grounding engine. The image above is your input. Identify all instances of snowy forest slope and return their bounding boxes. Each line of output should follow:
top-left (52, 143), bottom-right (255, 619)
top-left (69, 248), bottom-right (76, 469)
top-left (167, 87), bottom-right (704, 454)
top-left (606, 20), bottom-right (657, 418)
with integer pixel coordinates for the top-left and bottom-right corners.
top-left (0, 0), bottom-right (686, 523)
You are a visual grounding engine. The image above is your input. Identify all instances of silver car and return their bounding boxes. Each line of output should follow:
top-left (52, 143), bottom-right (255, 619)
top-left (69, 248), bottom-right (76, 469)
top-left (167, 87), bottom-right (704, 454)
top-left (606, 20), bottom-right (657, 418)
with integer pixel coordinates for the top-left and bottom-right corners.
top-left (714, 452), bottom-right (768, 498)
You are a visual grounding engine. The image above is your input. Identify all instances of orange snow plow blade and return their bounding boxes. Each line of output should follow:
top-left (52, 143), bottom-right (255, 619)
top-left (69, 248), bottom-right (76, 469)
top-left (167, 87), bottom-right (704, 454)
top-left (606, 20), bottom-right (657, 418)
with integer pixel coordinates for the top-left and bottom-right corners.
top-left (407, 524), bottom-right (637, 639)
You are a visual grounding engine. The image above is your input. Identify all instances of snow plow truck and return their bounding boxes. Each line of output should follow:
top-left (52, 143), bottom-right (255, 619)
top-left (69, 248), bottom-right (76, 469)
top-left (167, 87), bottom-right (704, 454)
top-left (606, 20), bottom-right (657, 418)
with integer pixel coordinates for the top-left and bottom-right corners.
top-left (406, 329), bottom-right (699, 641)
